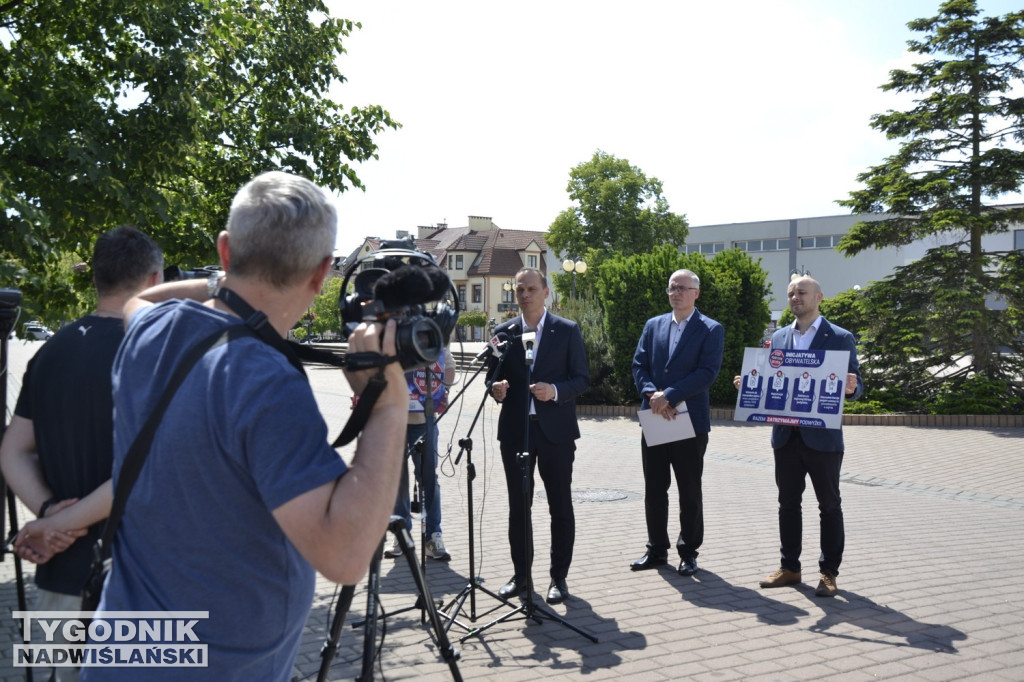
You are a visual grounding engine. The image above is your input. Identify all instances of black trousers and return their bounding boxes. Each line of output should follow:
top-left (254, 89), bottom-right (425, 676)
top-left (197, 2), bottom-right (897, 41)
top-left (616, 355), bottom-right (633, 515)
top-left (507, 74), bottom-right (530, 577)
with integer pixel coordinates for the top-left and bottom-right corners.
top-left (640, 432), bottom-right (707, 559)
top-left (500, 424), bottom-right (575, 581)
top-left (774, 429), bottom-right (844, 575)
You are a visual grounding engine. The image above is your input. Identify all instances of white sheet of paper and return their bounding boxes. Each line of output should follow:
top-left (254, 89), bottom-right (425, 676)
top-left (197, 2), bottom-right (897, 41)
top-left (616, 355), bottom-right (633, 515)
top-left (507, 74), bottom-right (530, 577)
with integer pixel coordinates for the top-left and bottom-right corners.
top-left (638, 407), bottom-right (696, 446)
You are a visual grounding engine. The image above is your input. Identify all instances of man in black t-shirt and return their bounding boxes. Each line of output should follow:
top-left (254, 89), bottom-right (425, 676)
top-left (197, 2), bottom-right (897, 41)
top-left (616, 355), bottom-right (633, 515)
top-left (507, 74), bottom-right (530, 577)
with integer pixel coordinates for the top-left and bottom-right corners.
top-left (0, 225), bottom-right (163, 682)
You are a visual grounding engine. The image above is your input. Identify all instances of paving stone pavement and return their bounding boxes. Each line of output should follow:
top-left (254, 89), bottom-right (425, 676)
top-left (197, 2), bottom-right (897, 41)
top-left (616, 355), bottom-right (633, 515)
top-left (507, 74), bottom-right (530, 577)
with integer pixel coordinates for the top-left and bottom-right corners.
top-left (2, 340), bottom-right (1023, 680)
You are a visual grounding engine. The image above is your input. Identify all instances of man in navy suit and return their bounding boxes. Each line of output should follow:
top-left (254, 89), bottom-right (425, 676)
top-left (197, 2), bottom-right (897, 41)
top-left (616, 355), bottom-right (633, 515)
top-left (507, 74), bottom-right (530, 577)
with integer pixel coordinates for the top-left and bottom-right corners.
top-left (487, 267), bottom-right (589, 605)
top-left (746, 276), bottom-right (863, 598)
top-left (631, 269), bottom-right (724, 577)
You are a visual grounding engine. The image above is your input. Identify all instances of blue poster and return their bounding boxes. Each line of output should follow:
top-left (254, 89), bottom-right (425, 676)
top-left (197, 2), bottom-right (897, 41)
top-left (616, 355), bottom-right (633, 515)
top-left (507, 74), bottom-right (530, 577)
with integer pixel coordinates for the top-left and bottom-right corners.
top-left (733, 347), bottom-right (850, 429)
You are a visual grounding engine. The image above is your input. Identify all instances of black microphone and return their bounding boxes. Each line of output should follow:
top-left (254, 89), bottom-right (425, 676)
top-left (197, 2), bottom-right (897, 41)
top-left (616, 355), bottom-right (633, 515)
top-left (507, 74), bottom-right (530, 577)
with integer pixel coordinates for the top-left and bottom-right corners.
top-left (372, 265), bottom-right (435, 308)
top-left (423, 265), bottom-right (453, 301)
top-left (474, 332), bottom-right (510, 361)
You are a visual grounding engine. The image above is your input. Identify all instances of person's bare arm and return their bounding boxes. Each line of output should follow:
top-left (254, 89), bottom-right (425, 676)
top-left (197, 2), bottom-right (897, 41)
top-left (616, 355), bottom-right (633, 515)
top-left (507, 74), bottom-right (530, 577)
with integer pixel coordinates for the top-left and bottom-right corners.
top-left (123, 279), bottom-right (211, 325)
top-left (1, 416), bottom-right (54, 517)
top-left (272, 320), bottom-right (410, 584)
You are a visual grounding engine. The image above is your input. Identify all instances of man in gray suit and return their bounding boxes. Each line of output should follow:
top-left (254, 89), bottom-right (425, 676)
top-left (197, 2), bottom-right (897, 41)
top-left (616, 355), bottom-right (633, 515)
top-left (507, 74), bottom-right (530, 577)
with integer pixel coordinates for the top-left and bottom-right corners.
top-left (738, 276), bottom-right (862, 598)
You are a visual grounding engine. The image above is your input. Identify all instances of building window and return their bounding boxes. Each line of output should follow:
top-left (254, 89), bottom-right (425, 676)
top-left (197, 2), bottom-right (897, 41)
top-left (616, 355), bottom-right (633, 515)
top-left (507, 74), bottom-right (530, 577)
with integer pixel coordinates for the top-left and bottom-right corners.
top-left (472, 284), bottom-right (482, 303)
top-left (684, 242), bottom-right (724, 255)
top-left (457, 284), bottom-right (466, 310)
top-left (799, 235), bottom-right (841, 249)
top-left (1015, 229), bottom-right (1024, 250)
top-left (503, 288), bottom-right (514, 303)
top-left (455, 254), bottom-right (464, 269)
top-left (447, 255), bottom-right (453, 269)
top-left (528, 255), bottom-right (537, 268)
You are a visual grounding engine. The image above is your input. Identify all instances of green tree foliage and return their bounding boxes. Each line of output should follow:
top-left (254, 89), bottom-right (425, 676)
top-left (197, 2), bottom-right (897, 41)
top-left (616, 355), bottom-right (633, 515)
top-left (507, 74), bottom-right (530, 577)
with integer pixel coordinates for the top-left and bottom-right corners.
top-left (595, 245), bottom-right (770, 405)
top-left (457, 311), bottom-right (488, 328)
top-left (546, 150), bottom-right (688, 298)
top-left (837, 0), bottom-right (1024, 408)
top-left (856, 250), bottom-right (1023, 413)
top-left (310, 276), bottom-right (345, 336)
top-left (1, 1), bottom-right (398, 326)
top-left (556, 291), bottom-right (623, 404)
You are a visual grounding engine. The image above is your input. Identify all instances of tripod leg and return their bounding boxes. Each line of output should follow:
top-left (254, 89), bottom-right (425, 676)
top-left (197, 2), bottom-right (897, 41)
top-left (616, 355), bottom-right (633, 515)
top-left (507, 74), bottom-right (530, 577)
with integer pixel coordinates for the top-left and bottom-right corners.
top-left (4, 487), bottom-right (29, 613)
top-left (357, 538), bottom-right (385, 681)
top-left (390, 518), bottom-right (463, 681)
top-left (316, 584), bottom-right (356, 682)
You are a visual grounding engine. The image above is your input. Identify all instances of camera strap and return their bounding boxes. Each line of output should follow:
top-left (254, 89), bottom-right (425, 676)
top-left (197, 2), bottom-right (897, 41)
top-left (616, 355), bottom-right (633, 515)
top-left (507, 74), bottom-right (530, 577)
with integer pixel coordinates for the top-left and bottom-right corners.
top-left (212, 286), bottom-right (396, 446)
top-left (212, 287), bottom-right (306, 376)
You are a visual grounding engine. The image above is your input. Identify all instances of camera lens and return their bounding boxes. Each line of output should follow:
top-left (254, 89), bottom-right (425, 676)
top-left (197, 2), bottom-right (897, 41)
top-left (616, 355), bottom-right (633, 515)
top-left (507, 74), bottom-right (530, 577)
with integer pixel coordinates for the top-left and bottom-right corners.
top-left (394, 316), bottom-right (442, 369)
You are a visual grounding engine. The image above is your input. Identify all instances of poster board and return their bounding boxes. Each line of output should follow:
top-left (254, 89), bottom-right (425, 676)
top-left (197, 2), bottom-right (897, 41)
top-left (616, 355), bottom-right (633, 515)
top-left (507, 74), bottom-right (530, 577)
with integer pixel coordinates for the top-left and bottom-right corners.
top-left (734, 347), bottom-right (850, 429)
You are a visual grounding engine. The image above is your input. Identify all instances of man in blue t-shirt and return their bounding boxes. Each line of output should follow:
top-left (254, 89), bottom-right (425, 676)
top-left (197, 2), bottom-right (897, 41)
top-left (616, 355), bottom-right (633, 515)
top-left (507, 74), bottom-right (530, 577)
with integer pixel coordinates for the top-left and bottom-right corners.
top-left (33, 172), bottom-right (409, 681)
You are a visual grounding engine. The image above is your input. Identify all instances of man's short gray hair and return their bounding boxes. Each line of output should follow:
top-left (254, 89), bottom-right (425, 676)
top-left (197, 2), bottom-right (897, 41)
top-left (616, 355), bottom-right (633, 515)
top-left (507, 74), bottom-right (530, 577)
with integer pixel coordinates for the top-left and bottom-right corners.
top-left (226, 171), bottom-right (337, 288)
top-left (671, 269), bottom-right (700, 289)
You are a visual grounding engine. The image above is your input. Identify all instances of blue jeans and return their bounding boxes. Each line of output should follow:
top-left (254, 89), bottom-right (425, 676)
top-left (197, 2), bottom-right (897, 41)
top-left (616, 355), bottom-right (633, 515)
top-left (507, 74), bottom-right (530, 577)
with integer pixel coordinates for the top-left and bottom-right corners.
top-left (393, 421), bottom-right (442, 536)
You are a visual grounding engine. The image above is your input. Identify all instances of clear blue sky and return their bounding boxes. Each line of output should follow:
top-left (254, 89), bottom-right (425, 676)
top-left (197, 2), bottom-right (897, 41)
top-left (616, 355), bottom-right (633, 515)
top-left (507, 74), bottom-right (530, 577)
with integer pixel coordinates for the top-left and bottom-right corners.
top-left (326, 0), bottom-right (1024, 253)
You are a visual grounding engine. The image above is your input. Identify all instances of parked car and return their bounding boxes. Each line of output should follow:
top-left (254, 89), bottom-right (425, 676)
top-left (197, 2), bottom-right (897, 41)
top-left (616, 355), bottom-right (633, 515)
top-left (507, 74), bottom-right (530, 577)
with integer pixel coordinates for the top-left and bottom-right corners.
top-left (24, 323), bottom-right (53, 340)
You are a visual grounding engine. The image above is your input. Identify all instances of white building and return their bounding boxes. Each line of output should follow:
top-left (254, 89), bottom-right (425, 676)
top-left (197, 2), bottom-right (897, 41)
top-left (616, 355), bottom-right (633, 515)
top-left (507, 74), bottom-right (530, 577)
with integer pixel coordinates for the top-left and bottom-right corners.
top-left (686, 208), bottom-right (1024, 315)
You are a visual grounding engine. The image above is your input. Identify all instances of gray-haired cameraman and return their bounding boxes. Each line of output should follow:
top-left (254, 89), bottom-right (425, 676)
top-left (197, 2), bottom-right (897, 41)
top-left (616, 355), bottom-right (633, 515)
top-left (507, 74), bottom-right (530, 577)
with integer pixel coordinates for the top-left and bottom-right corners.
top-left (67, 171), bottom-right (408, 682)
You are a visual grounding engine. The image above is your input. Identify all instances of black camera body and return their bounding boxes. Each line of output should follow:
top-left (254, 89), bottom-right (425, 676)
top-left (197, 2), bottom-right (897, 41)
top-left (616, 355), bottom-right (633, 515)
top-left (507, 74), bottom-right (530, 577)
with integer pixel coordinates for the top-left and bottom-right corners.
top-left (0, 288), bottom-right (22, 339)
top-left (163, 265), bottom-right (223, 282)
top-left (339, 238), bottom-right (459, 370)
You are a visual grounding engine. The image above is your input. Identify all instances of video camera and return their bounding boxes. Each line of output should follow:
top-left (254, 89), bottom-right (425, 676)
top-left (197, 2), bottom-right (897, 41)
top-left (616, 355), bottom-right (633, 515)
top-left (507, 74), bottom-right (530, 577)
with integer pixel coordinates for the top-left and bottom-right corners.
top-left (163, 264), bottom-right (222, 282)
top-left (338, 237), bottom-right (459, 370)
top-left (0, 288), bottom-right (22, 339)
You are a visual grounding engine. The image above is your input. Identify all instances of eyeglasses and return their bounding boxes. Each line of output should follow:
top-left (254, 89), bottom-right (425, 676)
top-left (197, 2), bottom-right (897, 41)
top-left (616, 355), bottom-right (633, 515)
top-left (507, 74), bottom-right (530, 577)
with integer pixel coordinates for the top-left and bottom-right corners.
top-left (666, 286), bottom-right (697, 294)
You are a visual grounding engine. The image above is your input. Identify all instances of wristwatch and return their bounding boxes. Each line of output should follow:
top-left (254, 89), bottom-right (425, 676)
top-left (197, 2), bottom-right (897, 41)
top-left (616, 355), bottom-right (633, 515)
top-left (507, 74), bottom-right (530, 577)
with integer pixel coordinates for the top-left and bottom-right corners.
top-left (207, 273), bottom-right (224, 299)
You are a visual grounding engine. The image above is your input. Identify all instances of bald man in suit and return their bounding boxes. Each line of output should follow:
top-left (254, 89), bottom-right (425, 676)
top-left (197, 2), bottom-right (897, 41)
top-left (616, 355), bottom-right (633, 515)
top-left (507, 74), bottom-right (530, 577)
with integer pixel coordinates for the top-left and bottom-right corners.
top-left (737, 276), bottom-right (862, 598)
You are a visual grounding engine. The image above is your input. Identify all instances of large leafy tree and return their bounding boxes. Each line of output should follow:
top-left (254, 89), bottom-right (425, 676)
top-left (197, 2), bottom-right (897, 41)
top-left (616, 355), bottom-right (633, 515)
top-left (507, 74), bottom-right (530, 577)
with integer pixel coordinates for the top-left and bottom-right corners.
top-left (837, 0), bottom-right (1024, 410)
top-left (546, 150), bottom-right (688, 297)
top-left (1, 0), bottom-right (397, 325)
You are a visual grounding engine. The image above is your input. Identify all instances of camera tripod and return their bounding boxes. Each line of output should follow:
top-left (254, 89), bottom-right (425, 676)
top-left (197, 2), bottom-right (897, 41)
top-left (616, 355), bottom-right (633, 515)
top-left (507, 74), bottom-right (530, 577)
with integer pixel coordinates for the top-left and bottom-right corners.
top-left (317, 517), bottom-right (462, 681)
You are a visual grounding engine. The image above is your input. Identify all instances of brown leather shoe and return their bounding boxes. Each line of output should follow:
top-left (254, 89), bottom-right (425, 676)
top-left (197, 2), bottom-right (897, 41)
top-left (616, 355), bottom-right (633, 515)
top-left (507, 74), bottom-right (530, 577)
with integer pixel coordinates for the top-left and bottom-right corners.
top-left (814, 572), bottom-right (838, 597)
top-left (759, 568), bottom-right (801, 588)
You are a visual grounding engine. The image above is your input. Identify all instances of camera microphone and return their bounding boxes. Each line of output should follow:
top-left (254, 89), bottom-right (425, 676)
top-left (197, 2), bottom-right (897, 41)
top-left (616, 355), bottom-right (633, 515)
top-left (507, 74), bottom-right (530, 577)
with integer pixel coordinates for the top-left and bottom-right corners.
top-left (521, 330), bottom-right (536, 366)
top-left (372, 265), bottom-right (436, 309)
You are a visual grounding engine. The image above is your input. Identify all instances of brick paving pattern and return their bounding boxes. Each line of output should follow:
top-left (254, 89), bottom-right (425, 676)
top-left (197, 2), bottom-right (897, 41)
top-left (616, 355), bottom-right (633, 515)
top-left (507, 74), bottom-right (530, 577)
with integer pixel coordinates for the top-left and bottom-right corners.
top-left (2, 340), bottom-right (1022, 680)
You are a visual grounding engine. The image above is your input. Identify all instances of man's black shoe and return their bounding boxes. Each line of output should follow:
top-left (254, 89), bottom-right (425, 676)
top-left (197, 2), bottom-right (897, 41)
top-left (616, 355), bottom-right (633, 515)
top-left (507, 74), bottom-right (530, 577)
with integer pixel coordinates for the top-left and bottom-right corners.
top-left (497, 576), bottom-right (525, 599)
top-left (678, 556), bottom-right (699, 576)
top-left (546, 579), bottom-right (570, 605)
top-left (630, 551), bottom-right (668, 571)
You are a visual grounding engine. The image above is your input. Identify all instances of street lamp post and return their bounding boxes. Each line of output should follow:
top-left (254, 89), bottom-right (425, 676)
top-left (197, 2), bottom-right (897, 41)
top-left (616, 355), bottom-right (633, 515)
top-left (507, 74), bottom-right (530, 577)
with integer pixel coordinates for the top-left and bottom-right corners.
top-left (562, 258), bottom-right (587, 298)
top-left (790, 266), bottom-right (811, 282)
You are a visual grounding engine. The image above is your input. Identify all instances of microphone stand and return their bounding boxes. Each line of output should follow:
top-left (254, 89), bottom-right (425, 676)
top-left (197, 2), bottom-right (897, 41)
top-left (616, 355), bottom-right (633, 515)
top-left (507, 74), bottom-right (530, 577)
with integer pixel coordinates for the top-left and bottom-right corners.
top-left (458, 332), bottom-right (597, 644)
top-left (438, 350), bottom-right (522, 635)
